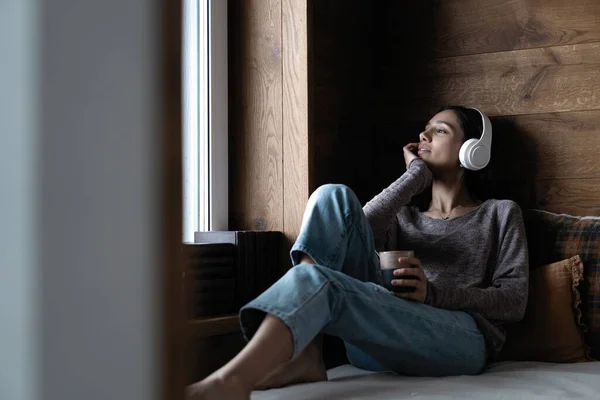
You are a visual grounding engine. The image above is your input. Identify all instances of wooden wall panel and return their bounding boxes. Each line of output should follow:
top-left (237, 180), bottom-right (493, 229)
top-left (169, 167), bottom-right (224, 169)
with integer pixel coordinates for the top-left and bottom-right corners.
top-left (382, 43), bottom-right (600, 120)
top-left (429, 0), bottom-right (600, 57)
top-left (536, 179), bottom-right (600, 216)
top-left (311, 0), bottom-right (376, 204)
top-left (229, 0), bottom-right (283, 231)
top-left (283, 0), bottom-right (309, 247)
top-left (505, 111), bottom-right (600, 181)
top-left (228, 0), bottom-right (311, 260)
top-left (228, 0), bottom-right (600, 235)
top-left (416, 43), bottom-right (600, 77)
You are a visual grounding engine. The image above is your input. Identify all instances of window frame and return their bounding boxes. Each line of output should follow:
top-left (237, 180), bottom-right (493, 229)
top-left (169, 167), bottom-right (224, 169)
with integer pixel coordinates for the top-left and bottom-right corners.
top-left (183, 0), bottom-right (228, 242)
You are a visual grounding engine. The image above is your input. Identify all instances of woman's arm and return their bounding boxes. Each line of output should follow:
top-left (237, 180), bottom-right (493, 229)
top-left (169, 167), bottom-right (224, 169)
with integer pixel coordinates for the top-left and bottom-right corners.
top-left (363, 158), bottom-right (432, 250)
top-left (425, 203), bottom-right (529, 322)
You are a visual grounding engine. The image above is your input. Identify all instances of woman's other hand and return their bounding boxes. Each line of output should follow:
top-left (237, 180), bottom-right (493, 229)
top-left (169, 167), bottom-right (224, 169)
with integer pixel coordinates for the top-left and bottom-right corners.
top-left (391, 256), bottom-right (428, 303)
top-left (403, 143), bottom-right (420, 169)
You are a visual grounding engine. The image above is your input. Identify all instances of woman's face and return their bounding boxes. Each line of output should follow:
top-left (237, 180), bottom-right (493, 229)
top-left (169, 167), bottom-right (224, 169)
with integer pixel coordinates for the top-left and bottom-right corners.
top-left (417, 110), bottom-right (465, 170)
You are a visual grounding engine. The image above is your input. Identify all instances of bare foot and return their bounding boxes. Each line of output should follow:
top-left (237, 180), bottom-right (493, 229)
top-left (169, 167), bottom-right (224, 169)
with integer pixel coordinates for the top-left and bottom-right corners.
top-left (254, 337), bottom-right (328, 390)
top-left (187, 373), bottom-right (250, 400)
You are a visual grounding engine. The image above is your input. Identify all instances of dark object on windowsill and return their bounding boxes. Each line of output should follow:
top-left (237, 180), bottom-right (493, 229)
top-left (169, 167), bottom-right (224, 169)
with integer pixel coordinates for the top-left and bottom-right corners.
top-left (195, 231), bottom-right (285, 309)
top-left (184, 243), bottom-right (237, 318)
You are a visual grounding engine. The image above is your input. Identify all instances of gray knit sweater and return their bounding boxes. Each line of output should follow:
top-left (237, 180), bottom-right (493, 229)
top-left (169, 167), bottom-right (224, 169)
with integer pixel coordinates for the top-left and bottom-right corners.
top-left (363, 158), bottom-right (529, 360)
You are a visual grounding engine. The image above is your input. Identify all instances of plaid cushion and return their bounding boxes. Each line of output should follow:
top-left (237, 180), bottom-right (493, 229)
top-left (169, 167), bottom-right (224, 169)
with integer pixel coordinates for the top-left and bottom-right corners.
top-left (524, 209), bottom-right (600, 360)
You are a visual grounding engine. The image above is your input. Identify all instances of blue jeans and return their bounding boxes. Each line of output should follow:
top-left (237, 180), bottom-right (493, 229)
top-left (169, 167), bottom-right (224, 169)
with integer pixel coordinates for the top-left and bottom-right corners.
top-left (239, 184), bottom-right (487, 376)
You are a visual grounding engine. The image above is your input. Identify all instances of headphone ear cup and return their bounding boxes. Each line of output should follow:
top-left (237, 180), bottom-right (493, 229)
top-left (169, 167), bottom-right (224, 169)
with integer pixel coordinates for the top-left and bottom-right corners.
top-left (459, 139), bottom-right (478, 170)
top-left (471, 144), bottom-right (491, 170)
top-left (460, 138), bottom-right (491, 171)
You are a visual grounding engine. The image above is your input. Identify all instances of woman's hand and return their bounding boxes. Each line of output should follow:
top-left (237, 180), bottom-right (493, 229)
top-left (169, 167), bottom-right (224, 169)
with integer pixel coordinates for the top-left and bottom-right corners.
top-left (403, 143), bottom-right (420, 169)
top-left (392, 256), bottom-right (428, 303)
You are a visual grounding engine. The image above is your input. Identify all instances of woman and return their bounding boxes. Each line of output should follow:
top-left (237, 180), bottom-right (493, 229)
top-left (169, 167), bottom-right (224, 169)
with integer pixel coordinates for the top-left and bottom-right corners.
top-left (188, 105), bottom-right (529, 399)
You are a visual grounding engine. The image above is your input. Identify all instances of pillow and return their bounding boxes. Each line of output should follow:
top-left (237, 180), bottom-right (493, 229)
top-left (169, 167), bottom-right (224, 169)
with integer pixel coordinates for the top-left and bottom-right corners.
top-left (524, 210), bottom-right (600, 360)
top-left (499, 255), bottom-right (589, 362)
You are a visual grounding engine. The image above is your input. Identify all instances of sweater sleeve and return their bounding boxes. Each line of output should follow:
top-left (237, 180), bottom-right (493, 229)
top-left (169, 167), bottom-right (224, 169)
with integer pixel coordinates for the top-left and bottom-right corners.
top-left (362, 158), bottom-right (432, 250)
top-left (424, 202), bottom-right (529, 322)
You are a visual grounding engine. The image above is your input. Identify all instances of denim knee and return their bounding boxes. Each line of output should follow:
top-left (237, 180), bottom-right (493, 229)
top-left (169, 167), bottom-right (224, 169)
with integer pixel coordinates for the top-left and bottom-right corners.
top-left (310, 184), bottom-right (361, 212)
top-left (239, 263), bottom-right (334, 352)
top-left (290, 263), bottom-right (332, 287)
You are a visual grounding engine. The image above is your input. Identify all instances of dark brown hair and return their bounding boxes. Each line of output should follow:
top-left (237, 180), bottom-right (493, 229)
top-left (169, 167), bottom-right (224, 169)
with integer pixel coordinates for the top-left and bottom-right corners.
top-left (412, 105), bottom-right (491, 211)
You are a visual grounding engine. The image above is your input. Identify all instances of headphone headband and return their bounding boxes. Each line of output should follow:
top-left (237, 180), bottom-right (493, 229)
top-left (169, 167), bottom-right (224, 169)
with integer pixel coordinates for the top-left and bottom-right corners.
top-left (469, 107), bottom-right (492, 147)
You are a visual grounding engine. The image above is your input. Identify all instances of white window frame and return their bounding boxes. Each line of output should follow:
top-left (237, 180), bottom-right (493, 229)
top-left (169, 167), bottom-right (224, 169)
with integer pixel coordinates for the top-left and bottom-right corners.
top-left (183, 0), bottom-right (228, 242)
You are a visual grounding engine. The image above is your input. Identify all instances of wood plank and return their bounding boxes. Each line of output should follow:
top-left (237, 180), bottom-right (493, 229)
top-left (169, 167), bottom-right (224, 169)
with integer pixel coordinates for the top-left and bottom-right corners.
top-left (228, 0), bottom-right (283, 231)
top-left (423, 0), bottom-right (600, 57)
top-left (188, 315), bottom-right (240, 339)
top-left (282, 0), bottom-right (309, 251)
top-left (413, 43), bottom-right (600, 77)
top-left (504, 111), bottom-right (600, 180)
top-left (380, 43), bottom-right (600, 120)
top-left (535, 179), bottom-right (600, 216)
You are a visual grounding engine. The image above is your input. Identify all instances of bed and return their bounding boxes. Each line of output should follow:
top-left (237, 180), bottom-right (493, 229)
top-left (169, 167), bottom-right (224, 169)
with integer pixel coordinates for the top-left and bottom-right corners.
top-left (252, 361), bottom-right (600, 399)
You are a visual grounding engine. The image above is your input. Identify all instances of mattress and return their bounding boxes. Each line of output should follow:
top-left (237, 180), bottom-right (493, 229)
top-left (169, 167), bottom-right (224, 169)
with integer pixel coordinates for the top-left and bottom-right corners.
top-left (251, 361), bottom-right (600, 399)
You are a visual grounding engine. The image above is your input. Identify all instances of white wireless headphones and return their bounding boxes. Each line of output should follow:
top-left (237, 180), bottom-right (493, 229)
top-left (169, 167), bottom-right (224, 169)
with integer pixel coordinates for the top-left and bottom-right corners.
top-left (459, 108), bottom-right (492, 171)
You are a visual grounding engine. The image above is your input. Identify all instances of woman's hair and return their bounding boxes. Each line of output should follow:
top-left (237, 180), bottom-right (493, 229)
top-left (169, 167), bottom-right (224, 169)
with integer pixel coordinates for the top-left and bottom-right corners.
top-left (411, 105), bottom-right (492, 211)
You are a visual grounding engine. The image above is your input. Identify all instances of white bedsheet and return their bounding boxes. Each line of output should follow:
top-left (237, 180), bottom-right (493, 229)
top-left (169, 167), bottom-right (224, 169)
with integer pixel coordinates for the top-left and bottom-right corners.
top-left (251, 361), bottom-right (600, 400)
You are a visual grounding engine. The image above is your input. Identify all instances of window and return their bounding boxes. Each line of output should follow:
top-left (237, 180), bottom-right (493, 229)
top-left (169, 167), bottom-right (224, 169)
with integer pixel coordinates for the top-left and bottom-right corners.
top-left (182, 0), bottom-right (228, 242)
